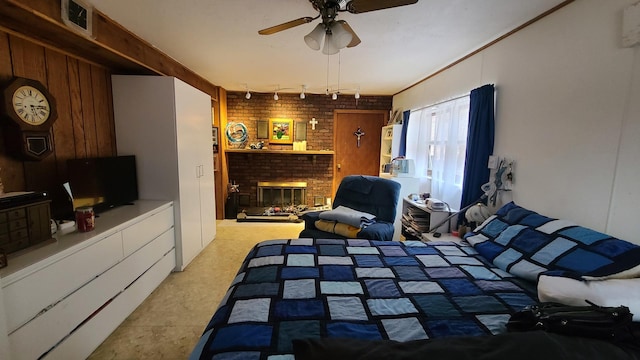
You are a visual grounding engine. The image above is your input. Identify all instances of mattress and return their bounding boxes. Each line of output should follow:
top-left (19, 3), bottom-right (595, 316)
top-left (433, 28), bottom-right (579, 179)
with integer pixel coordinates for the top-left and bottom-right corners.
top-left (189, 238), bottom-right (538, 359)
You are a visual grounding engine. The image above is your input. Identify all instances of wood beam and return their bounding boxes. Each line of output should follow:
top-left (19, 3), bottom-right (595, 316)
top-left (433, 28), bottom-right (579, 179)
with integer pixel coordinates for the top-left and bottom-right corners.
top-left (0, 0), bottom-right (219, 100)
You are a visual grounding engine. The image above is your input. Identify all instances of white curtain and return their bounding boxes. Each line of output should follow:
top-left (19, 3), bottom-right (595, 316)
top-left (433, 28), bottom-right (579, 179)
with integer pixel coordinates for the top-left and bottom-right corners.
top-left (406, 96), bottom-right (470, 209)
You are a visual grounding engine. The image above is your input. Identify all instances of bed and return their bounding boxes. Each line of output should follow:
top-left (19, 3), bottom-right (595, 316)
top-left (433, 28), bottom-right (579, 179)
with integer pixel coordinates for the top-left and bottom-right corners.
top-left (189, 202), bottom-right (640, 360)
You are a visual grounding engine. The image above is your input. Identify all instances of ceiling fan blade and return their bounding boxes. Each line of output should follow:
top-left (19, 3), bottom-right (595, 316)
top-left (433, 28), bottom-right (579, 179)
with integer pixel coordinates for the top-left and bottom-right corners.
top-left (258, 17), bottom-right (314, 35)
top-left (337, 21), bottom-right (361, 48)
top-left (346, 0), bottom-right (418, 14)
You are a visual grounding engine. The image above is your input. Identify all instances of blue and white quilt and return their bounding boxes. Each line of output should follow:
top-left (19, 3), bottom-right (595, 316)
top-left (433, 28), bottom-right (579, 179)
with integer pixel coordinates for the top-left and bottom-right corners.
top-left (466, 202), bottom-right (640, 281)
top-left (189, 238), bottom-right (536, 360)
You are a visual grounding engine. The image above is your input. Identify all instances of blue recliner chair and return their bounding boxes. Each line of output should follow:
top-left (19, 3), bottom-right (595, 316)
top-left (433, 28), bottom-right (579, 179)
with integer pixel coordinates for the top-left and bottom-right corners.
top-left (299, 175), bottom-right (401, 241)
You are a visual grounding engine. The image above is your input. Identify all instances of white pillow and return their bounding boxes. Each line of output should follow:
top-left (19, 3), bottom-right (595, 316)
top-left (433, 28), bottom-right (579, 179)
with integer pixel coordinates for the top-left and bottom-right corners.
top-left (538, 274), bottom-right (640, 321)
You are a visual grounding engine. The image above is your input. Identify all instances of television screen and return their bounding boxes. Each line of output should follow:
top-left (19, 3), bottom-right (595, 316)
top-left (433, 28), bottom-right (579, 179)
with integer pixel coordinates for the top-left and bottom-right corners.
top-left (67, 155), bottom-right (139, 213)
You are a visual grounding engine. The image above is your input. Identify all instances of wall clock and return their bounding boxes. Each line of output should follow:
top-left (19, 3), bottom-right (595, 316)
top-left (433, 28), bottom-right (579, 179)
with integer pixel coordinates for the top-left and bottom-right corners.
top-left (1, 77), bottom-right (58, 161)
top-left (61, 0), bottom-right (93, 37)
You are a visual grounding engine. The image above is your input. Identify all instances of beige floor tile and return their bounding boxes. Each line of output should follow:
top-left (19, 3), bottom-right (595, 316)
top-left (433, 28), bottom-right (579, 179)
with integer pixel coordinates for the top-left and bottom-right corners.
top-left (88, 220), bottom-right (304, 359)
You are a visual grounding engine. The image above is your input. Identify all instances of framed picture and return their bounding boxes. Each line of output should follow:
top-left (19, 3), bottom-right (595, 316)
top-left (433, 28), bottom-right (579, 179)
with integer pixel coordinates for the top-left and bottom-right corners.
top-left (212, 126), bottom-right (219, 146)
top-left (295, 121), bottom-right (307, 141)
top-left (268, 118), bottom-right (293, 144)
top-left (257, 120), bottom-right (269, 139)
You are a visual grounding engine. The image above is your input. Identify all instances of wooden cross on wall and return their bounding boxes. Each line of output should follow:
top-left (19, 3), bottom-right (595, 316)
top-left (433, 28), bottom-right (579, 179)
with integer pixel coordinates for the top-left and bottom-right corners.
top-left (309, 117), bottom-right (318, 130)
top-left (354, 127), bottom-right (365, 148)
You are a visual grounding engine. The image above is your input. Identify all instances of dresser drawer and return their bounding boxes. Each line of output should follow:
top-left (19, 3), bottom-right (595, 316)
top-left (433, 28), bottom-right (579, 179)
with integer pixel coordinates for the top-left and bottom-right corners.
top-left (2, 238), bottom-right (29, 254)
top-left (8, 218), bottom-right (27, 231)
top-left (9, 228), bottom-right (29, 241)
top-left (7, 208), bottom-right (26, 220)
top-left (122, 206), bottom-right (174, 257)
top-left (2, 231), bottom-right (124, 332)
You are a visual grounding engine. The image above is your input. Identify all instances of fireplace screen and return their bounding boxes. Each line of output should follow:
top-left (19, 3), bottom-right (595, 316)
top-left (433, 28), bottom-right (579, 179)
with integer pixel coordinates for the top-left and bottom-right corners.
top-left (258, 182), bottom-right (307, 207)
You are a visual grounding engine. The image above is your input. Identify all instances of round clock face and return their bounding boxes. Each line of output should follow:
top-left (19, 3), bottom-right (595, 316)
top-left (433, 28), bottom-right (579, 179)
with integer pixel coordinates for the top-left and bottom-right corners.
top-left (11, 85), bottom-right (51, 126)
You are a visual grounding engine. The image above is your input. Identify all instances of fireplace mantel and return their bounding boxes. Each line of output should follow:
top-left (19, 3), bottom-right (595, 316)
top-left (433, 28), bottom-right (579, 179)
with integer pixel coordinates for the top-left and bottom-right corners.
top-left (225, 149), bottom-right (334, 155)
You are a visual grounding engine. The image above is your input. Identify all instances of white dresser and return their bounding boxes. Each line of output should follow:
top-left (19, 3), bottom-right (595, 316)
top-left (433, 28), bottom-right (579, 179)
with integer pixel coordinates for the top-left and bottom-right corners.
top-left (0, 200), bottom-right (175, 360)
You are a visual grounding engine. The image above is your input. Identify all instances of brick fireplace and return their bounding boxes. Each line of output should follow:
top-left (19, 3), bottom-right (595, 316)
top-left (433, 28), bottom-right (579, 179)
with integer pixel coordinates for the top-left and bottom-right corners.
top-left (224, 91), bottom-right (393, 218)
top-left (257, 181), bottom-right (307, 207)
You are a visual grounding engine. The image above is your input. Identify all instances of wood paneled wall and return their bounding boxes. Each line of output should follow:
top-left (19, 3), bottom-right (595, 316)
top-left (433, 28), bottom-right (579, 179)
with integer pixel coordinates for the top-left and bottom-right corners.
top-left (0, 30), bottom-right (116, 218)
top-left (0, 0), bottom-right (221, 219)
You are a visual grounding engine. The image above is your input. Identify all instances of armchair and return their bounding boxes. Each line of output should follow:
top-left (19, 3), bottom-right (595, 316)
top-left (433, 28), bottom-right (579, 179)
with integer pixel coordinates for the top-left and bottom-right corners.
top-left (299, 175), bottom-right (401, 241)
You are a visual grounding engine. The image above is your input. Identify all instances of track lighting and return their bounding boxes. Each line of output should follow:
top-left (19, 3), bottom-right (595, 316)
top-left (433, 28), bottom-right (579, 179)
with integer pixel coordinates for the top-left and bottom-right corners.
top-left (274, 92), bottom-right (279, 101)
top-left (332, 93), bottom-right (338, 100)
top-left (355, 90), bottom-right (360, 99)
top-left (245, 91), bottom-right (251, 100)
top-left (300, 85), bottom-right (306, 99)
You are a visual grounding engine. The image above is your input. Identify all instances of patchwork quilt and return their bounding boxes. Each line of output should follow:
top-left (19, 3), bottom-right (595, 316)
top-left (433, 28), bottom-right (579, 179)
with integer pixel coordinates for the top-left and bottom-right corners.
top-left (466, 202), bottom-right (640, 281)
top-left (189, 238), bottom-right (537, 360)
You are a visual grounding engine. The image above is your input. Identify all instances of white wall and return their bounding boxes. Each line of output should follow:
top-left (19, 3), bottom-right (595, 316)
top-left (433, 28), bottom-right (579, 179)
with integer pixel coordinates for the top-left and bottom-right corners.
top-left (394, 0), bottom-right (640, 243)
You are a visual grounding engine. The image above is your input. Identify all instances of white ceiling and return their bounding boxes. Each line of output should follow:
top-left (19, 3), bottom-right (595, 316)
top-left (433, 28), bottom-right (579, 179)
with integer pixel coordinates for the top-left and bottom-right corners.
top-left (89, 0), bottom-right (566, 96)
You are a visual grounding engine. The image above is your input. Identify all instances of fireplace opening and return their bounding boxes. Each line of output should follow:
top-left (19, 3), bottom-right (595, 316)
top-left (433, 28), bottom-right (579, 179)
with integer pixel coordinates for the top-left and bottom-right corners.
top-left (257, 181), bottom-right (307, 207)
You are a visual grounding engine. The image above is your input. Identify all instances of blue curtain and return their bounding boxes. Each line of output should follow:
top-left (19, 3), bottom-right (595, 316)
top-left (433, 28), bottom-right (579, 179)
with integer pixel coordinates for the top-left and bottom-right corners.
top-left (398, 110), bottom-right (410, 157)
top-left (459, 84), bottom-right (495, 220)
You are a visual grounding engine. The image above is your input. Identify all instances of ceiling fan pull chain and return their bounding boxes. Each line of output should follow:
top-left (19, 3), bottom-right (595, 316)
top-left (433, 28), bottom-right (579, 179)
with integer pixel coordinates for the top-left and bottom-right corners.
top-left (326, 51), bottom-right (331, 95)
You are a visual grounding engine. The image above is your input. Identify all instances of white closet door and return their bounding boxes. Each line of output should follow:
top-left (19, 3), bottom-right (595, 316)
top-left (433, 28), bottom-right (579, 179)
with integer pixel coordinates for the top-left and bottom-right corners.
top-left (173, 78), bottom-right (209, 268)
top-left (197, 116), bottom-right (216, 248)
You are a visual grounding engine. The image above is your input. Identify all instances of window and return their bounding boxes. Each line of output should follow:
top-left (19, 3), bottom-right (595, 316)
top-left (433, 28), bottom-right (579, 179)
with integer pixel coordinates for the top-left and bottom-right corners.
top-left (406, 96), bottom-right (470, 209)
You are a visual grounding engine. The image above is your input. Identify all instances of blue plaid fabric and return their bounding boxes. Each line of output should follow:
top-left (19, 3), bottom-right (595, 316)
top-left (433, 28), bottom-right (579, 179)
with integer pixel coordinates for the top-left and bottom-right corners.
top-left (190, 238), bottom-right (536, 360)
top-left (466, 202), bottom-right (640, 281)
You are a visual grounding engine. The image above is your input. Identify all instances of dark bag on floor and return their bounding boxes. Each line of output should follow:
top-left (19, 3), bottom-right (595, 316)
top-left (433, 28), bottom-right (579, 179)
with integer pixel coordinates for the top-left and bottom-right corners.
top-left (507, 301), bottom-right (635, 342)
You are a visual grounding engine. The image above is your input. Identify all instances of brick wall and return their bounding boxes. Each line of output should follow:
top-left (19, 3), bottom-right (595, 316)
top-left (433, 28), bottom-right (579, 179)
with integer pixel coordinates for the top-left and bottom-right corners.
top-left (226, 91), bottom-right (392, 210)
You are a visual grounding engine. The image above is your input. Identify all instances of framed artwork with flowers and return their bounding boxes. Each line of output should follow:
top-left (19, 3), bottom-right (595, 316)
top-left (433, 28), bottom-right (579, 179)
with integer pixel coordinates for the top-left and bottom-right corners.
top-left (268, 118), bottom-right (293, 144)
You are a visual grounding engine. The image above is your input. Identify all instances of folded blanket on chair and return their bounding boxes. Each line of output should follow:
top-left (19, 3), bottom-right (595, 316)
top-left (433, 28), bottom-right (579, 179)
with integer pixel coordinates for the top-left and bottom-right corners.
top-left (315, 219), bottom-right (361, 238)
top-left (319, 205), bottom-right (376, 228)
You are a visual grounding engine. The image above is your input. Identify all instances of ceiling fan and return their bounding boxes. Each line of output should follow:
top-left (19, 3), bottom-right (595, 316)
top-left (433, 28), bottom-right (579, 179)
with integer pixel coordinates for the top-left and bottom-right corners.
top-left (258, 0), bottom-right (419, 54)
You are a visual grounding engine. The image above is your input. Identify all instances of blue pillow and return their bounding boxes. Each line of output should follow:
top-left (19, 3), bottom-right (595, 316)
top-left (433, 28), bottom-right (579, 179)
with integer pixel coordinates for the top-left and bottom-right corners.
top-left (466, 202), bottom-right (640, 281)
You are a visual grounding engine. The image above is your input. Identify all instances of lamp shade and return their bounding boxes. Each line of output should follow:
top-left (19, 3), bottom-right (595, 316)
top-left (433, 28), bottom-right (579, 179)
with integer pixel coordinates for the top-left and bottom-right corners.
top-left (304, 24), bottom-right (325, 50)
top-left (330, 21), bottom-right (353, 49)
top-left (322, 34), bottom-right (340, 55)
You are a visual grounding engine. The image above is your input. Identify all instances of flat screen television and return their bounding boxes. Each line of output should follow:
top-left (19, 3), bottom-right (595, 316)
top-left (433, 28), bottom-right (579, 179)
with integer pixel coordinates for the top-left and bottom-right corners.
top-left (66, 155), bottom-right (139, 214)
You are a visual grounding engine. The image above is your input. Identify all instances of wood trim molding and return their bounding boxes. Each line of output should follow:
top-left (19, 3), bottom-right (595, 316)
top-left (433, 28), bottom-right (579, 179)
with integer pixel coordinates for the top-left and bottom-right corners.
top-left (395, 0), bottom-right (576, 95)
top-left (0, 0), bottom-right (219, 100)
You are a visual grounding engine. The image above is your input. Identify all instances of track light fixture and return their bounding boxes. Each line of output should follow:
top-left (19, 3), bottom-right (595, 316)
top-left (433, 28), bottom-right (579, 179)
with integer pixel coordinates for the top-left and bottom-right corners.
top-left (300, 85), bottom-right (306, 99)
top-left (244, 84), bottom-right (251, 99)
top-left (355, 88), bottom-right (360, 99)
top-left (274, 92), bottom-right (279, 101)
top-left (332, 92), bottom-right (338, 100)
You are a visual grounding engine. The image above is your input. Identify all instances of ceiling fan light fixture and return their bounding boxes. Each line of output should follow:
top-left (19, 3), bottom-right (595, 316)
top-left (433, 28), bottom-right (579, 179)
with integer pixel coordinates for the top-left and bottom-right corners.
top-left (330, 21), bottom-right (353, 49)
top-left (322, 34), bottom-right (340, 55)
top-left (304, 23), bottom-right (325, 50)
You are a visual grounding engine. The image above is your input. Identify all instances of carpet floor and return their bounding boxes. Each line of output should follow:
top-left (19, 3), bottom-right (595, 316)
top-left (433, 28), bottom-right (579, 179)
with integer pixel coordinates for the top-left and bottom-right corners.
top-left (87, 219), bottom-right (304, 359)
